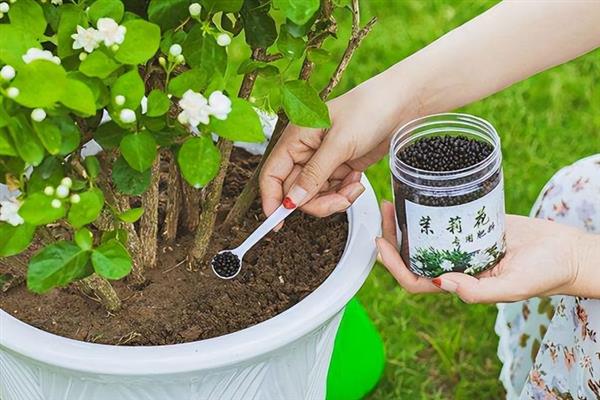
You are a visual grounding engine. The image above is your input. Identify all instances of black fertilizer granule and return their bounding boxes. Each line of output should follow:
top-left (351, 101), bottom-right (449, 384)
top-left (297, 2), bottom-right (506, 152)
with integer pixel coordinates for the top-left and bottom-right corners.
top-left (212, 251), bottom-right (241, 278)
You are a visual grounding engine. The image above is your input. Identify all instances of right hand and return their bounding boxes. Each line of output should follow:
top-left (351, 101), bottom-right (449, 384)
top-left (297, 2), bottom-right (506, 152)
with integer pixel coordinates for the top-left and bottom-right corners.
top-left (260, 75), bottom-right (406, 218)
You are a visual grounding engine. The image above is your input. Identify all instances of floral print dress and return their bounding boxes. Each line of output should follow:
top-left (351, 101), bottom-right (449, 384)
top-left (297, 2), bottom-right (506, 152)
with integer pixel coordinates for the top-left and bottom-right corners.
top-left (496, 154), bottom-right (600, 399)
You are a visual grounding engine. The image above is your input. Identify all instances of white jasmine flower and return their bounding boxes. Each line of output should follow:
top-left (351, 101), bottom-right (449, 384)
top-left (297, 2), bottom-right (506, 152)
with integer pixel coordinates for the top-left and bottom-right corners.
top-left (55, 184), bottom-right (70, 199)
top-left (177, 90), bottom-right (211, 127)
top-left (43, 186), bottom-right (55, 196)
top-left (0, 65), bottom-right (15, 80)
top-left (31, 108), bottom-right (46, 122)
top-left (71, 25), bottom-right (101, 53)
top-left (216, 33), bottom-right (231, 47)
top-left (440, 260), bottom-right (454, 272)
top-left (6, 87), bottom-right (19, 98)
top-left (22, 48), bottom-right (61, 65)
top-left (114, 95), bottom-right (126, 106)
top-left (188, 3), bottom-right (201, 16)
top-left (0, 197), bottom-right (24, 226)
top-left (51, 0), bottom-right (62, 4)
top-left (60, 177), bottom-right (73, 188)
top-left (471, 250), bottom-right (491, 268)
top-left (207, 90), bottom-right (231, 120)
top-left (0, 2), bottom-right (9, 13)
top-left (70, 194), bottom-right (80, 204)
top-left (97, 18), bottom-right (126, 47)
top-left (119, 108), bottom-right (136, 123)
top-left (78, 52), bottom-right (87, 61)
top-left (51, 199), bottom-right (62, 209)
top-left (169, 44), bottom-right (182, 57)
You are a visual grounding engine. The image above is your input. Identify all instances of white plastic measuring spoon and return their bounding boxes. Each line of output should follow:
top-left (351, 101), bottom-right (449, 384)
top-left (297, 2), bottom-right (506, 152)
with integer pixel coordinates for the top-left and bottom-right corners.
top-left (211, 199), bottom-right (297, 279)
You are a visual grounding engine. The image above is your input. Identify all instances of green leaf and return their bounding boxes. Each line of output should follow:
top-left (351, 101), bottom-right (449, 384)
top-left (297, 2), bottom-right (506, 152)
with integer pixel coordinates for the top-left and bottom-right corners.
top-left (0, 223), bottom-right (36, 257)
top-left (60, 78), bottom-right (97, 116)
top-left (183, 25), bottom-right (227, 77)
top-left (7, 115), bottom-right (45, 166)
top-left (111, 155), bottom-right (151, 195)
top-left (119, 131), bottom-right (157, 172)
top-left (118, 207), bottom-right (144, 223)
top-left (273, 0), bottom-right (320, 25)
top-left (200, 0), bottom-right (243, 12)
top-left (236, 59), bottom-right (278, 76)
top-left (0, 129), bottom-right (17, 157)
top-left (27, 156), bottom-right (64, 194)
top-left (57, 4), bottom-right (87, 58)
top-left (84, 156), bottom-right (101, 178)
top-left (12, 61), bottom-right (68, 108)
top-left (307, 47), bottom-right (331, 64)
top-left (115, 20), bottom-right (161, 65)
top-left (0, 25), bottom-right (39, 67)
top-left (55, 117), bottom-right (81, 155)
top-left (177, 135), bottom-right (221, 188)
top-left (74, 227), bottom-right (93, 250)
top-left (148, 0), bottom-right (190, 31)
top-left (146, 89), bottom-right (170, 117)
top-left (210, 99), bottom-right (264, 142)
top-left (92, 239), bottom-right (132, 280)
top-left (33, 120), bottom-right (62, 155)
top-left (27, 241), bottom-right (92, 293)
top-left (68, 72), bottom-right (110, 108)
top-left (93, 120), bottom-right (125, 149)
top-left (9, 0), bottom-right (47, 38)
top-left (240, 0), bottom-right (277, 49)
top-left (88, 0), bottom-right (124, 23)
top-left (111, 68), bottom-right (145, 109)
top-left (101, 228), bottom-right (128, 245)
top-left (68, 188), bottom-right (105, 228)
top-left (168, 68), bottom-right (209, 97)
top-left (282, 80), bottom-right (331, 128)
top-left (80, 50), bottom-right (121, 79)
top-left (277, 28), bottom-right (305, 59)
top-left (19, 193), bottom-right (66, 225)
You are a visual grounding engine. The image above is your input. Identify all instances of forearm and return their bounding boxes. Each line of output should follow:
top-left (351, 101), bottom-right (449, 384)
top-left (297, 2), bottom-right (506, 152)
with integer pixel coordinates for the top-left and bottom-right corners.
top-left (570, 232), bottom-right (600, 298)
top-left (376, 0), bottom-right (600, 126)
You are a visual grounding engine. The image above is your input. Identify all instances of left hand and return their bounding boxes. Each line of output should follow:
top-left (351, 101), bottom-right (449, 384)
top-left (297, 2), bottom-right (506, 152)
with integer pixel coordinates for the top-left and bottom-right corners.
top-left (376, 200), bottom-right (587, 303)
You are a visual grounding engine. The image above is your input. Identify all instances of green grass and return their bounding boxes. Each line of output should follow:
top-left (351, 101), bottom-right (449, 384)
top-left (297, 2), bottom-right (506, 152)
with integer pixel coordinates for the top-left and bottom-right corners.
top-left (312, 1), bottom-right (600, 398)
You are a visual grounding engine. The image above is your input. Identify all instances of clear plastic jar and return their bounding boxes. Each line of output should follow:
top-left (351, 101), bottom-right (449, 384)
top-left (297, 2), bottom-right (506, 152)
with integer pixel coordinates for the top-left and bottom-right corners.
top-left (389, 113), bottom-right (506, 278)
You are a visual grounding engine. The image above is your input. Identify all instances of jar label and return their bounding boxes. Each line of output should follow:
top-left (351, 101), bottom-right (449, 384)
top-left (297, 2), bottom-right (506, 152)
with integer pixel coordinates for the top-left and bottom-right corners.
top-left (404, 181), bottom-right (506, 277)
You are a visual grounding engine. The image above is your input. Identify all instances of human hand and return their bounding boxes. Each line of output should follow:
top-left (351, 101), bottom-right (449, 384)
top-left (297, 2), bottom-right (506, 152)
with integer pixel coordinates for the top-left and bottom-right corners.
top-left (376, 200), bottom-right (596, 303)
top-left (260, 75), bottom-right (408, 218)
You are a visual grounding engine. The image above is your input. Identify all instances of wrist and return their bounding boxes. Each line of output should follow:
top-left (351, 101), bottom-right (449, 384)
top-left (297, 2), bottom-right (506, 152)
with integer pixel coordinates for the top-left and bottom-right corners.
top-left (568, 232), bottom-right (600, 298)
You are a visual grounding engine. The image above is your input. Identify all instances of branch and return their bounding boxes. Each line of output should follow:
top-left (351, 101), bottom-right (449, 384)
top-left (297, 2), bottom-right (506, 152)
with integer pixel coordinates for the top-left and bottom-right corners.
top-left (139, 157), bottom-right (160, 269)
top-left (163, 150), bottom-right (181, 243)
top-left (76, 274), bottom-right (121, 313)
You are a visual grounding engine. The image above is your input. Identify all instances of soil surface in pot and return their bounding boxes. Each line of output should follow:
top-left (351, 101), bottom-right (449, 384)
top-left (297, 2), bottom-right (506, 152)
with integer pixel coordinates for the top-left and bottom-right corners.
top-left (0, 149), bottom-right (348, 345)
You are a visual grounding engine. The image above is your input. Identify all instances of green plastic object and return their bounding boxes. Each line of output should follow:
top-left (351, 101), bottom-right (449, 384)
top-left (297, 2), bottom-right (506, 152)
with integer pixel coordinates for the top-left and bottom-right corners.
top-left (327, 298), bottom-right (385, 400)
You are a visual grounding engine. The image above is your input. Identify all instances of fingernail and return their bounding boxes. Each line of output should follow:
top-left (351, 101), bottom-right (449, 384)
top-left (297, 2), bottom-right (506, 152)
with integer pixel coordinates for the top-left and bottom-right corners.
top-left (286, 185), bottom-right (308, 208)
top-left (431, 277), bottom-right (458, 292)
top-left (328, 198), bottom-right (351, 214)
top-left (348, 184), bottom-right (365, 199)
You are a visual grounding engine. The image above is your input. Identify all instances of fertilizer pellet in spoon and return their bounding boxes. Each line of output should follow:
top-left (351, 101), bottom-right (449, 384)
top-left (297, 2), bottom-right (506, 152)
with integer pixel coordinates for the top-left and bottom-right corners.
top-left (211, 196), bottom-right (298, 279)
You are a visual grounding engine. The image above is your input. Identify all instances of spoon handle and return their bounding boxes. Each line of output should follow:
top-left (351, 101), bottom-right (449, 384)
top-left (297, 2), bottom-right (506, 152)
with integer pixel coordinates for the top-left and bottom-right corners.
top-left (235, 204), bottom-right (295, 255)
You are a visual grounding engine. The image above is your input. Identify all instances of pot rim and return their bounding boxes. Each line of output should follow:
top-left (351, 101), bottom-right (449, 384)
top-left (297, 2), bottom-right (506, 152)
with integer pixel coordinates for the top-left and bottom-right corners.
top-left (0, 175), bottom-right (380, 376)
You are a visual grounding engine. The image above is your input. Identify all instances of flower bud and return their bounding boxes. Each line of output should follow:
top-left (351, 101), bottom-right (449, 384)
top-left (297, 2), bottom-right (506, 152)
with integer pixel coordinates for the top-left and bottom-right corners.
top-left (120, 108), bottom-right (136, 123)
top-left (169, 44), bottom-right (182, 57)
top-left (61, 177), bottom-right (73, 188)
top-left (115, 95), bottom-right (126, 106)
top-left (78, 52), bottom-right (87, 61)
top-left (176, 54), bottom-right (185, 64)
top-left (70, 194), bottom-right (81, 204)
top-left (177, 112), bottom-right (189, 125)
top-left (189, 3), bottom-right (201, 16)
top-left (158, 56), bottom-right (167, 67)
top-left (31, 108), bottom-right (46, 122)
top-left (6, 87), bottom-right (19, 98)
top-left (51, 199), bottom-right (62, 209)
top-left (44, 186), bottom-right (55, 196)
top-left (111, 44), bottom-right (119, 52)
top-left (216, 33), bottom-right (231, 47)
top-left (56, 184), bottom-right (70, 199)
top-left (0, 1), bottom-right (10, 12)
top-left (0, 65), bottom-right (15, 81)
top-left (0, 13), bottom-right (4, 19)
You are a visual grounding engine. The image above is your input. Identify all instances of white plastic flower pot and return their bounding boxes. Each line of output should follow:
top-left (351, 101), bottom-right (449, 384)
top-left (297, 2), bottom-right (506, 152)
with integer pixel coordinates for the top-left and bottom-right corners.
top-left (0, 176), bottom-right (380, 400)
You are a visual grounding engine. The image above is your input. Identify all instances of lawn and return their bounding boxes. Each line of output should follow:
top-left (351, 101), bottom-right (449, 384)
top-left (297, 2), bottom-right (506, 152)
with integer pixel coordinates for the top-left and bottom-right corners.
top-left (312, 1), bottom-right (600, 398)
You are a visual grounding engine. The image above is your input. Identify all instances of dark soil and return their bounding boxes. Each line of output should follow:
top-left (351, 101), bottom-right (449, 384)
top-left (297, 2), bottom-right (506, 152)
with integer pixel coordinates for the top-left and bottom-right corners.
top-left (0, 150), bottom-right (348, 345)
